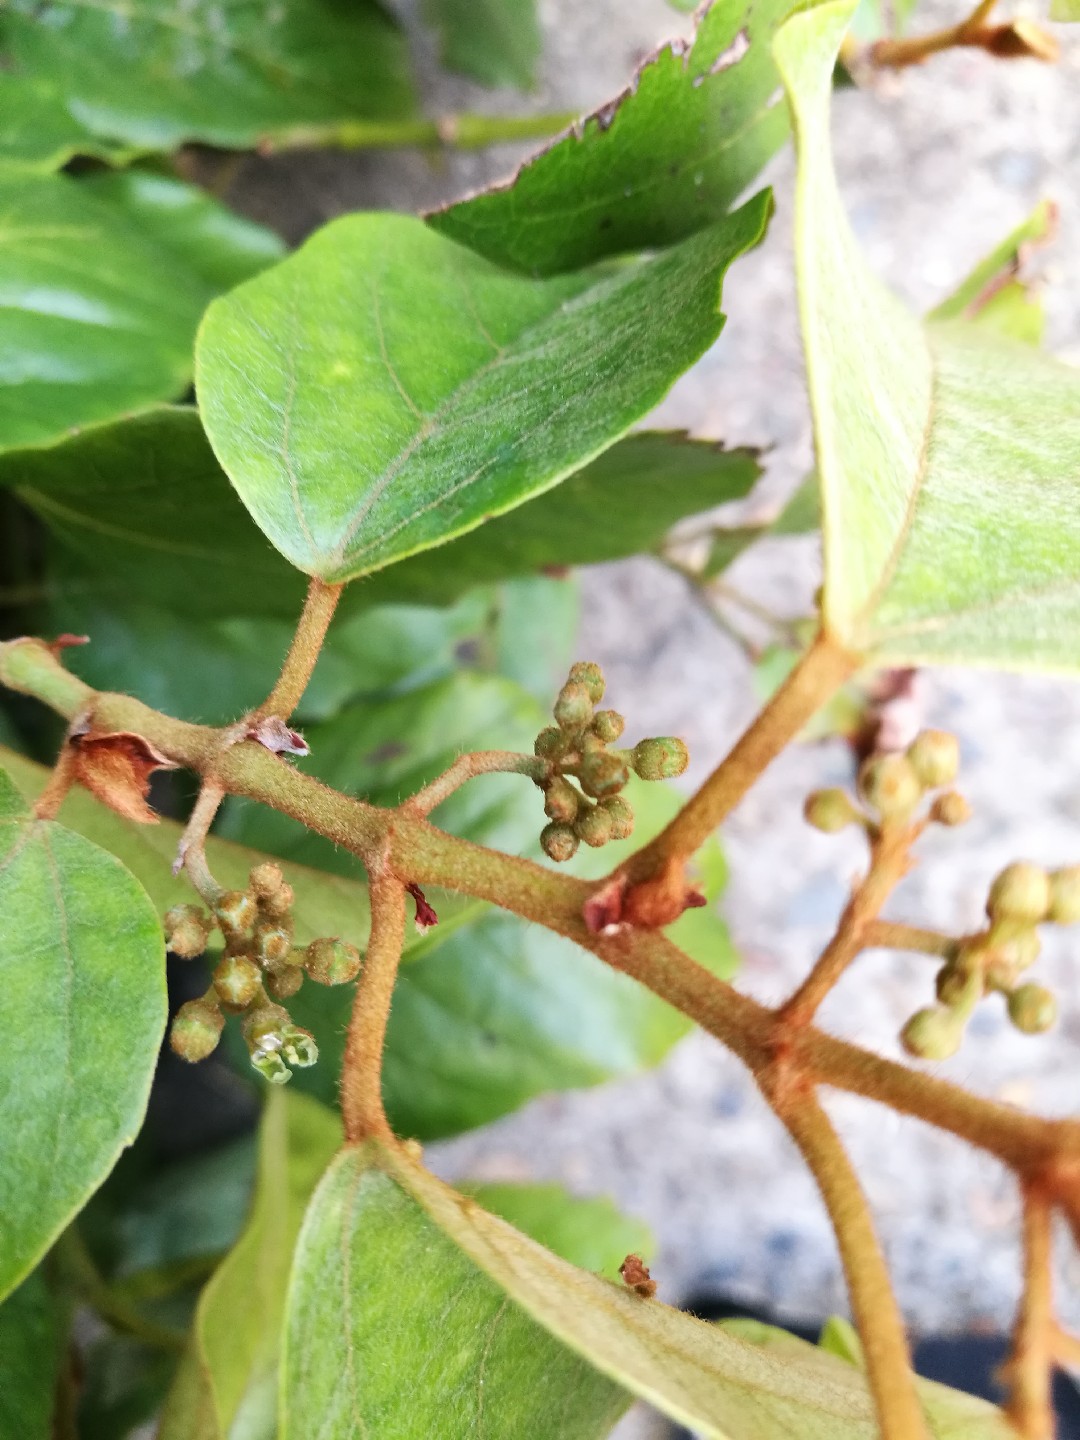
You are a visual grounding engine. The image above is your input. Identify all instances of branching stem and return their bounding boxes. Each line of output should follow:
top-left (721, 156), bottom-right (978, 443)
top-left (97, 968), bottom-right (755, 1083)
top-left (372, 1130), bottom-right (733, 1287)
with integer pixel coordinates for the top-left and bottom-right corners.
top-left (407, 750), bottom-right (549, 816)
top-left (766, 1086), bottom-right (930, 1440)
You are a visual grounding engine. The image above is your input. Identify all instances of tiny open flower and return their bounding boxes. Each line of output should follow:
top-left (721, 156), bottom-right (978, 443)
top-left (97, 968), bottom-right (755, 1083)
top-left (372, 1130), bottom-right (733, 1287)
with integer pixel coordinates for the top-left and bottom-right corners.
top-left (251, 1048), bottom-right (291, 1085)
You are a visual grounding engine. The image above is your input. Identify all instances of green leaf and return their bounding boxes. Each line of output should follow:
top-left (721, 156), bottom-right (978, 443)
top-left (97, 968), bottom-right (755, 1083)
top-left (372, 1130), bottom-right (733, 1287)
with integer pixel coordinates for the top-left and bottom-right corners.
top-left (928, 200), bottom-right (1054, 347)
top-left (0, 1270), bottom-right (67, 1439)
top-left (428, 0), bottom-right (792, 274)
top-left (2, 0), bottom-right (416, 152)
top-left (80, 171), bottom-right (286, 292)
top-left (281, 1144), bottom-right (631, 1440)
top-left (1050, 0), bottom-right (1079, 18)
top-left (291, 1142), bottom-right (1017, 1439)
top-left (160, 1091), bottom-right (340, 1440)
top-left (776, 0), bottom-right (1080, 673)
top-left (0, 746), bottom-right (373, 953)
top-left (0, 175), bottom-right (216, 456)
top-left (846, 0), bottom-right (920, 44)
top-left (0, 71), bottom-right (137, 172)
top-left (195, 199), bottom-right (771, 582)
top-left (423, 0), bottom-right (542, 89)
top-left (357, 432), bottom-right (762, 608)
top-left (460, 1182), bottom-right (655, 1280)
top-left (488, 574), bottom-right (580, 705)
top-left (0, 771), bottom-right (167, 1301)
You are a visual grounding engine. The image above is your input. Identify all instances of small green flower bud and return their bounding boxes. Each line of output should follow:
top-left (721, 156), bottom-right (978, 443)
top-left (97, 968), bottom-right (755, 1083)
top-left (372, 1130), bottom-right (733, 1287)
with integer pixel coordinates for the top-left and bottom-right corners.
top-left (215, 889), bottom-right (256, 937)
top-left (591, 709), bottom-right (625, 744)
top-left (534, 726), bottom-right (568, 761)
top-left (281, 1026), bottom-right (318, 1067)
top-left (986, 862), bottom-right (1051, 925)
top-left (930, 791), bottom-right (972, 827)
top-left (857, 753), bottom-right (922, 819)
top-left (251, 1049), bottom-right (291, 1085)
top-left (242, 1003), bottom-right (290, 1049)
top-left (988, 922), bottom-right (1041, 972)
top-left (579, 751), bottom-right (630, 800)
top-left (601, 794), bottom-right (634, 841)
top-left (631, 737), bottom-right (689, 782)
top-left (906, 730), bottom-right (960, 790)
top-left (212, 953), bottom-right (262, 1010)
top-left (543, 776), bottom-right (580, 824)
top-left (554, 681), bottom-right (593, 732)
top-left (803, 789), bottom-right (860, 834)
top-left (249, 862), bottom-right (284, 901)
top-left (568, 661), bottom-right (605, 704)
top-left (169, 999), bottom-right (224, 1063)
top-left (541, 821), bottom-right (578, 863)
top-left (304, 937), bottom-right (362, 986)
top-left (1007, 983), bottom-right (1058, 1034)
top-left (167, 917), bottom-right (210, 959)
top-left (266, 965), bottom-right (304, 1000)
top-left (900, 1006), bottom-right (963, 1061)
top-left (934, 958), bottom-right (981, 1011)
top-left (256, 924), bottom-right (294, 973)
top-left (1048, 865), bottom-right (1080, 925)
top-left (575, 805), bottom-right (614, 848)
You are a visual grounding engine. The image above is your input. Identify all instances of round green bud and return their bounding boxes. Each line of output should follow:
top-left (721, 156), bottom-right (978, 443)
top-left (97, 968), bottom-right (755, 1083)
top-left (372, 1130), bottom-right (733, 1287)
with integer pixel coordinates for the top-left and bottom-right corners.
top-left (986, 862), bottom-right (1051, 925)
top-left (579, 751), bottom-right (630, 800)
top-left (167, 917), bottom-right (209, 960)
top-left (988, 922), bottom-right (1041, 972)
top-left (1048, 865), bottom-right (1080, 926)
top-left (857, 753), bottom-right (922, 820)
top-left (1007, 983), bottom-right (1058, 1035)
top-left (266, 965), bottom-right (304, 1000)
top-left (534, 726), bottom-right (568, 761)
top-left (212, 953), bottom-right (262, 1011)
top-left (541, 822), bottom-right (578, 863)
top-left (591, 709), bottom-right (625, 744)
top-left (568, 661), bottom-right (605, 704)
top-left (934, 958), bottom-right (981, 1011)
top-left (601, 794), bottom-right (634, 841)
top-left (169, 999), bottom-right (224, 1063)
top-left (281, 1026), bottom-right (318, 1068)
top-left (803, 788), bottom-right (859, 834)
top-left (256, 924), bottom-right (294, 973)
top-left (631, 737), bottom-right (690, 782)
top-left (543, 776), bottom-right (580, 824)
top-left (248, 862), bottom-right (284, 901)
top-left (304, 937), bottom-right (362, 986)
top-left (906, 730), bottom-right (960, 790)
top-left (251, 1049), bottom-right (291, 1085)
top-left (242, 1003), bottom-right (290, 1050)
top-left (554, 681), bottom-right (593, 732)
top-left (580, 730), bottom-right (605, 755)
top-left (575, 805), bottom-right (614, 848)
top-left (215, 889), bottom-right (256, 937)
top-left (930, 791), bottom-right (972, 827)
top-left (900, 1006), bottom-right (963, 1061)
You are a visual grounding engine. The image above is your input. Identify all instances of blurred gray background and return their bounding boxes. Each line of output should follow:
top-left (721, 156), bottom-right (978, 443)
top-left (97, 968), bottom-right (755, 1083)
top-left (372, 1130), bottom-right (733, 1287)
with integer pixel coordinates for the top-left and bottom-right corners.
top-left (232, 2), bottom-right (1080, 1431)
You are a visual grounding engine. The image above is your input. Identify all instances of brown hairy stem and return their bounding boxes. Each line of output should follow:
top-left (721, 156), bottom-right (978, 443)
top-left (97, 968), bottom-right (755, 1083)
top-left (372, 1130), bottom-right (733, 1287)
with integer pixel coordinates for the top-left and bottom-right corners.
top-left (869, 0), bottom-right (1058, 67)
top-left (863, 920), bottom-right (956, 959)
top-left (341, 869), bottom-right (406, 1143)
top-left (406, 750), bottom-right (550, 816)
top-left (766, 1085), bottom-right (930, 1440)
top-left (1004, 1187), bottom-right (1056, 1440)
top-left (257, 576), bottom-right (343, 722)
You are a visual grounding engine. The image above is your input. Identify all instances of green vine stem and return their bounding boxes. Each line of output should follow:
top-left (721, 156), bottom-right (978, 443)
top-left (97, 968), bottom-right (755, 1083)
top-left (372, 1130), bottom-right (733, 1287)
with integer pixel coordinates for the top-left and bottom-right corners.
top-left (765, 1085), bottom-right (930, 1440)
top-left (258, 110), bottom-right (578, 154)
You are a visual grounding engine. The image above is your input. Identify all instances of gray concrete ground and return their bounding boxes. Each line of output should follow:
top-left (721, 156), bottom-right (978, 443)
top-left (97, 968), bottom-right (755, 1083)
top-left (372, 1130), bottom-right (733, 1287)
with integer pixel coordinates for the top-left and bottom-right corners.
top-left (231, 2), bottom-right (1080, 1431)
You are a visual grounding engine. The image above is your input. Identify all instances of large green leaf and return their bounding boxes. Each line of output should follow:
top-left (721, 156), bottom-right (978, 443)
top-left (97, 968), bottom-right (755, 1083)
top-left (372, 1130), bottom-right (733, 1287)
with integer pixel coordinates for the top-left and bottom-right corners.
top-left (280, 1144), bottom-right (630, 1439)
top-left (429, 0), bottom-right (792, 274)
top-left (0, 174), bottom-right (215, 455)
top-left (356, 432), bottom-right (762, 608)
top-left (0, 769), bottom-right (167, 1301)
top-left (777, 0), bottom-right (1080, 672)
top-left (0, 1269), bottom-right (67, 1438)
top-left (2, 0), bottom-right (416, 152)
top-left (461, 1182), bottom-right (654, 1280)
top-left (195, 199), bottom-right (771, 582)
top-left (159, 1090), bottom-right (340, 1440)
top-left (423, 0), bottom-right (541, 88)
top-left (0, 71), bottom-right (136, 172)
top-left (81, 171), bottom-right (286, 292)
top-left (928, 200), bottom-right (1053, 348)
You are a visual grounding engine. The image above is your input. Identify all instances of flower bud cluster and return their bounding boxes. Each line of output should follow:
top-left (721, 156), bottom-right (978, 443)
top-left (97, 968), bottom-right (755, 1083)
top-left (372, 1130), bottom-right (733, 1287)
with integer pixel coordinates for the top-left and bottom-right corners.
top-left (900, 858), bottom-right (1076, 1061)
top-left (166, 861), bottom-right (363, 1082)
top-left (804, 729), bottom-right (968, 839)
top-left (533, 662), bottom-right (689, 863)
